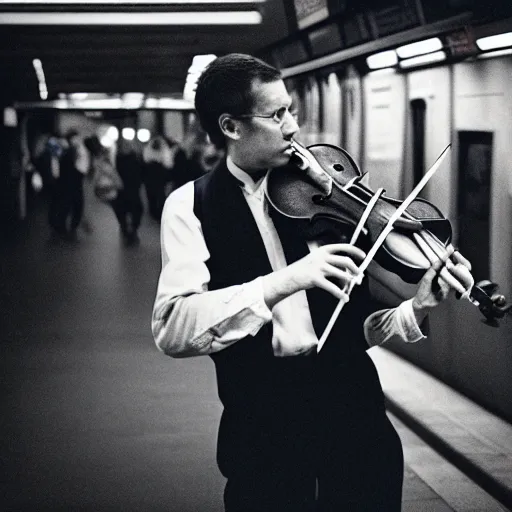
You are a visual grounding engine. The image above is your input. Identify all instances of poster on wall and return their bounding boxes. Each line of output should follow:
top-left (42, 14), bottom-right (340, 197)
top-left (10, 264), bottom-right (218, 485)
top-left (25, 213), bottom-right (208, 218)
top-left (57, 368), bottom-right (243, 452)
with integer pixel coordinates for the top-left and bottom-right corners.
top-left (293, 0), bottom-right (329, 29)
top-left (365, 80), bottom-right (404, 162)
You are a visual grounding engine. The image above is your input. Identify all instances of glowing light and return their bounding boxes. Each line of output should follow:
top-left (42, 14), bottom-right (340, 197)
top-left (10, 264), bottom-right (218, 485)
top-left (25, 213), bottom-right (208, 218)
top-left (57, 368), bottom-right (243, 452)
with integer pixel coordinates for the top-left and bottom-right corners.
top-left (122, 127), bottom-right (135, 141)
top-left (0, 11), bottom-right (262, 25)
top-left (2, 0), bottom-right (264, 3)
top-left (396, 38), bottom-right (443, 59)
top-left (32, 58), bottom-right (47, 100)
top-left (137, 129), bottom-right (151, 143)
top-left (477, 48), bottom-right (512, 59)
top-left (106, 126), bottom-right (119, 141)
top-left (476, 32), bottom-right (512, 51)
top-left (70, 93), bottom-right (89, 100)
top-left (366, 50), bottom-right (398, 70)
top-left (184, 54), bottom-right (217, 102)
top-left (399, 51), bottom-right (446, 69)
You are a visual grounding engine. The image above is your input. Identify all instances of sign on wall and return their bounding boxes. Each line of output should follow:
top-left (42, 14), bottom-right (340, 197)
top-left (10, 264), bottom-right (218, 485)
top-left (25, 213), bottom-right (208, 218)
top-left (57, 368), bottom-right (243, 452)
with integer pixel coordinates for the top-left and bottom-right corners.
top-left (293, 0), bottom-right (329, 29)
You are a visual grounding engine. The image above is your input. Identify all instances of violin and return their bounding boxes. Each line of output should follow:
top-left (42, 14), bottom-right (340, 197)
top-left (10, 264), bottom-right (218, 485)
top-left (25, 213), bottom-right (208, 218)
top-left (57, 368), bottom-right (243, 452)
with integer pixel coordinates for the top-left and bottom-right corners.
top-left (265, 140), bottom-right (511, 331)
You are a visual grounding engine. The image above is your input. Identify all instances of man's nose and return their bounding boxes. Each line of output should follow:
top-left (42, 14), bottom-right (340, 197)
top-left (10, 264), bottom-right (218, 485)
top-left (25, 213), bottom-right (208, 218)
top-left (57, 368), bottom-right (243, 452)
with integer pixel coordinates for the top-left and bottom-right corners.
top-left (281, 112), bottom-right (299, 139)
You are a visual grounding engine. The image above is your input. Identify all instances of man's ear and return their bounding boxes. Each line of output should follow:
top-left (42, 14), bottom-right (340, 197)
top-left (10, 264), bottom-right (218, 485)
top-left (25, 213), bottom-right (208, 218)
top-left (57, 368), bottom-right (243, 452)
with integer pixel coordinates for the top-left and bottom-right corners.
top-left (219, 114), bottom-right (240, 141)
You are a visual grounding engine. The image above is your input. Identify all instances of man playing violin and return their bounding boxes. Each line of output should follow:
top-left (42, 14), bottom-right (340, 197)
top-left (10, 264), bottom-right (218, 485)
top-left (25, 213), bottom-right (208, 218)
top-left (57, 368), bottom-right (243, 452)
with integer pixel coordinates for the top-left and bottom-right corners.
top-left (152, 53), bottom-right (473, 512)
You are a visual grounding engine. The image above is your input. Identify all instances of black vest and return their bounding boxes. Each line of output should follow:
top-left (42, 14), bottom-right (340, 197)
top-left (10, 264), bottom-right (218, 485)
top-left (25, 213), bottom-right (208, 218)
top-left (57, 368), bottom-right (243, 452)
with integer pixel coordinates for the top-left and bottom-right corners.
top-left (193, 160), bottom-right (385, 475)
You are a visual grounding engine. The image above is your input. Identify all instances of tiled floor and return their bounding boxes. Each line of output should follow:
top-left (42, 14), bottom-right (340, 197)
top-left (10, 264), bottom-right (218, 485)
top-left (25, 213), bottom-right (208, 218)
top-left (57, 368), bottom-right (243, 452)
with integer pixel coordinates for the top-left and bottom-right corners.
top-left (0, 196), bottom-right (508, 511)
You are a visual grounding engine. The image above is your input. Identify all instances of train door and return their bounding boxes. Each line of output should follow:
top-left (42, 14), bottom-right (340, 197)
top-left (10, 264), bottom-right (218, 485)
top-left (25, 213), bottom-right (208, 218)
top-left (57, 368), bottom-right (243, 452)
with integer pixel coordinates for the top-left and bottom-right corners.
top-left (406, 67), bottom-right (452, 214)
top-left (409, 98), bottom-right (426, 197)
top-left (342, 64), bottom-right (363, 165)
top-left (457, 131), bottom-right (492, 282)
top-left (321, 72), bottom-right (343, 146)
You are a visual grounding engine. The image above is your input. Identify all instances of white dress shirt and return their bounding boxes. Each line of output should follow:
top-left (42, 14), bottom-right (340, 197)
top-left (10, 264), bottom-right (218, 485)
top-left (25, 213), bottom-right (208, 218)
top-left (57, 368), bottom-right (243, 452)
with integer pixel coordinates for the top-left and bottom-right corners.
top-left (152, 157), bottom-right (425, 357)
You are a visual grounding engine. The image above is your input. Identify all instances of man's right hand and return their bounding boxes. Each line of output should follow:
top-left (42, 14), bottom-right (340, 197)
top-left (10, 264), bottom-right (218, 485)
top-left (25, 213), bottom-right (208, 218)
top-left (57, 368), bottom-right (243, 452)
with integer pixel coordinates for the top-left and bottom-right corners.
top-left (261, 243), bottom-right (366, 310)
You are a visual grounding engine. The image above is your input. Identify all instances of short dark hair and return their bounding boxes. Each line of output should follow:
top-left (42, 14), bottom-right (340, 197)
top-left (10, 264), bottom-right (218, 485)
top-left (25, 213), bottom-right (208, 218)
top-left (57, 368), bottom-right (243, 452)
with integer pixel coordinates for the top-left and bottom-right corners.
top-left (194, 53), bottom-right (281, 148)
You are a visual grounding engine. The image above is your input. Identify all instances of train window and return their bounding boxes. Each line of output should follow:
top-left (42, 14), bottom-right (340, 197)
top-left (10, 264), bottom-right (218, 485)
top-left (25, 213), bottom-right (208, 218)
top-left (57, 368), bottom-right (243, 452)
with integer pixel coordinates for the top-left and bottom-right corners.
top-left (410, 99), bottom-right (426, 197)
top-left (457, 131), bottom-right (493, 281)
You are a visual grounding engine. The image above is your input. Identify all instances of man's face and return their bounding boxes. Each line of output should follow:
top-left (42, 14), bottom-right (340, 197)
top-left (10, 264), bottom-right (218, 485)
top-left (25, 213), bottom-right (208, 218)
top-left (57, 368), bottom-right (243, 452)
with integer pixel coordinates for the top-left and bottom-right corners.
top-left (232, 79), bottom-right (299, 172)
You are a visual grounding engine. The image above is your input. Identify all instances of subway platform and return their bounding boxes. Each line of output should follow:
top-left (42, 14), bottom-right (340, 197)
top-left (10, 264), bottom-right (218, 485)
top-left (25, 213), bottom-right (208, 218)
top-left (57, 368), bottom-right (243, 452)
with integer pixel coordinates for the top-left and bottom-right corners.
top-left (1, 193), bottom-right (511, 511)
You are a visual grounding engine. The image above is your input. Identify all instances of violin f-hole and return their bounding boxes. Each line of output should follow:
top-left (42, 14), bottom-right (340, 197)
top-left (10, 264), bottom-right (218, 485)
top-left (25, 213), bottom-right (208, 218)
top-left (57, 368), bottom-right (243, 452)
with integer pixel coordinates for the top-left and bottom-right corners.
top-left (312, 193), bottom-right (330, 204)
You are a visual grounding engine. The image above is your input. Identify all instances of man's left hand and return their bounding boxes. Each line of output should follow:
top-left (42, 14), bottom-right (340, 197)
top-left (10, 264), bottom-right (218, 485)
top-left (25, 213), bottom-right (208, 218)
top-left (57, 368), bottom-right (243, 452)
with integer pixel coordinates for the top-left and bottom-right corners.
top-left (412, 250), bottom-right (473, 323)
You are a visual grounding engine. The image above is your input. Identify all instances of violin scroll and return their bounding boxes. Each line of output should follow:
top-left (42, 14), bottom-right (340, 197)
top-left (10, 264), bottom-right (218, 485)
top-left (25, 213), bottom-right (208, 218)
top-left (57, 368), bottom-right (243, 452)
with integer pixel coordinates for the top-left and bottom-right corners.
top-left (471, 280), bottom-right (512, 327)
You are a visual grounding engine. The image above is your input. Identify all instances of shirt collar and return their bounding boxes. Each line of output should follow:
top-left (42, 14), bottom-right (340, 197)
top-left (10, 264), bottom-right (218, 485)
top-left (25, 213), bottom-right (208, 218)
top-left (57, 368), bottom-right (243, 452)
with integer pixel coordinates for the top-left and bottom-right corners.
top-left (226, 156), bottom-right (267, 196)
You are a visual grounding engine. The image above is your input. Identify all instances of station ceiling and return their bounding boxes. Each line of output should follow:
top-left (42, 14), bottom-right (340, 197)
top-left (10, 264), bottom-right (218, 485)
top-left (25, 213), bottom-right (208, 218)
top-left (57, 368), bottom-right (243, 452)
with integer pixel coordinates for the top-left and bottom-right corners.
top-left (0, 1), bottom-right (510, 106)
top-left (0, 0), bottom-right (289, 103)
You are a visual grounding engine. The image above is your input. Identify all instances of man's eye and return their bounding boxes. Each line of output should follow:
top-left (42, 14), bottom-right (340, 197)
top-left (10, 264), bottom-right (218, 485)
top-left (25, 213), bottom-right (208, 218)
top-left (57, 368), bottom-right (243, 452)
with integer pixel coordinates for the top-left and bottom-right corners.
top-left (274, 107), bottom-right (298, 122)
top-left (274, 107), bottom-right (288, 121)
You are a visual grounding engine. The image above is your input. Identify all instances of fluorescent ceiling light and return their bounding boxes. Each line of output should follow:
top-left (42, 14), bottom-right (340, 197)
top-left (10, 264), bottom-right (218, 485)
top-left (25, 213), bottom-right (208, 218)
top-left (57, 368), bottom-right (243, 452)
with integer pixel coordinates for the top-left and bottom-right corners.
top-left (105, 126), bottom-right (119, 141)
top-left (137, 129), bottom-right (151, 143)
top-left (189, 54), bottom-right (217, 73)
top-left (0, 0), bottom-right (264, 3)
top-left (399, 51), bottom-right (446, 69)
top-left (32, 58), bottom-right (47, 100)
top-left (366, 50), bottom-right (397, 70)
top-left (369, 68), bottom-right (396, 76)
top-left (17, 96), bottom-right (195, 110)
top-left (122, 127), bottom-right (135, 141)
top-left (396, 37), bottom-right (442, 59)
top-left (0, 11), bottom-right (262, 25)
top-left (477, 48), bottom-right (512, 59)
top-left (476, 32), bottom-right (512, 51)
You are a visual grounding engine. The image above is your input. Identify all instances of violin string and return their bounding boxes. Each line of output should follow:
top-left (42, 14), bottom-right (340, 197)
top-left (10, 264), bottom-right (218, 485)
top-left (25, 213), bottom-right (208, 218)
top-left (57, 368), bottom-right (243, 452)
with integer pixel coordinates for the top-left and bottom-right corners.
top-left (349, 187), bottom-right (385, 245)
top-left (317, 187), bottom-right (385, 353)
top-left (399, 206), bottom-right (474, 301)
top-left (419, 229), bottom-right (474, 302)
top-left (412, 232), bottom-right (475, 303)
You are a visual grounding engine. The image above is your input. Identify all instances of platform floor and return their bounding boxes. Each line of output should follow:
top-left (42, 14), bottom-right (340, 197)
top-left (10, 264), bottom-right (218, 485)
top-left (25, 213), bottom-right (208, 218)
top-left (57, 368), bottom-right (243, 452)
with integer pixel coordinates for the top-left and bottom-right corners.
top-left (0, 194), bottom-right (509, 511)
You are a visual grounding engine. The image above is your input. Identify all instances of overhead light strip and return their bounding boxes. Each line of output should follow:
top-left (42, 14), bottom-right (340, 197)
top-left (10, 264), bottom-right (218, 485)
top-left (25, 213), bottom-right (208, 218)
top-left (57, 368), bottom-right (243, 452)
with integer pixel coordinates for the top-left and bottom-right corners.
top-left (366, 50), bottom-right (398, 70)
top-left (399, 50), bottom-right (446, 69)
top-left (0, 11), bottom-right (262, 24)
top-left (477, 48), bottom-right (512, 59)
top-left (476, 32), bottom-right (512, 51)
top-left (396, 37), bottom-right (442, 59)
top-left (32, 58), bottom-right (48, 100)
top-left (0, 0), bottom-right (264, 3)
top-left (15, 96), bottom-right (195, 110)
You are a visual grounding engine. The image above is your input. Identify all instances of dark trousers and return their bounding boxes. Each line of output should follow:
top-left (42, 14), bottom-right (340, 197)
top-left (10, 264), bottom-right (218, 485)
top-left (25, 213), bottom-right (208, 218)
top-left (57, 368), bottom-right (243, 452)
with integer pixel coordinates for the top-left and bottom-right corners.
top-left (220, 353), bottom-right (404, 512)
top-left (223, 415), bottom-right (403, 512)
top-left (49, 179), bottom-right (84, 234)
top-left (144, 167), bottom-right (167, 222)
top-left (110, 191), bottom-right (143, 236)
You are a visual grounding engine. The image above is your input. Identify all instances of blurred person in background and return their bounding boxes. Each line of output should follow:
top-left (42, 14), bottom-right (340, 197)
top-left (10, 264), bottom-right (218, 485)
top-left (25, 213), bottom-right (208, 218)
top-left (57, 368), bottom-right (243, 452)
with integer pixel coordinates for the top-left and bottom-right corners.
top-left (32, 133), bottom-right (66, 237)
top-left (142, 135), bottom-right (176, 222)
top-left (171, 122), bottom-right (224, 193)
top-left (114, 137), bottom-right (144, 245)
top-left (56, 130), bottom-right (90, 241)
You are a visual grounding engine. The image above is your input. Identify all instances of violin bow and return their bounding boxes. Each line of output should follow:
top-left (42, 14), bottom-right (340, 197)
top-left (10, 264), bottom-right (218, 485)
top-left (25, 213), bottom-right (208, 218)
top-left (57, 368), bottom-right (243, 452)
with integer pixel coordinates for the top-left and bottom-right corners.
top-left (317, 143), bottom-right (453, 353)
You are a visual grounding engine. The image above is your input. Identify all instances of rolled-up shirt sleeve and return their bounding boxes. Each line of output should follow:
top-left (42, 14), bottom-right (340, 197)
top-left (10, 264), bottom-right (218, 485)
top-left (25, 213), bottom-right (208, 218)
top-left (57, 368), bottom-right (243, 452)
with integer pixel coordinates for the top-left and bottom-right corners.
top-left (152, 182), bottom-right (272, 357)
top-left (364, 298), bottom-right (426, 348)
